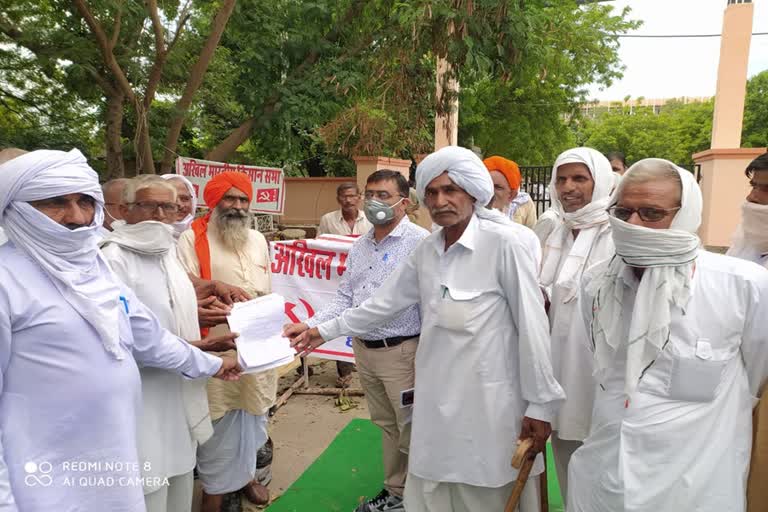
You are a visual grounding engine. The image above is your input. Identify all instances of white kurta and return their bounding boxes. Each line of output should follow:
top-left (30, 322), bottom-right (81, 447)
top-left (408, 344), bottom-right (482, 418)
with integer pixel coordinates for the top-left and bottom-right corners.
top-left (547, 229), bottom-right (614, 440)
top-left (0, 242), bottom-right (221, 511)
top-left (0, 227), bottom-right (6, 246)
top-left (569, 250), bottom-right (768, 512)
top-left (101, 243), bottom-right (205, 496)
top-left (319, 214), bottom-right (564, 488)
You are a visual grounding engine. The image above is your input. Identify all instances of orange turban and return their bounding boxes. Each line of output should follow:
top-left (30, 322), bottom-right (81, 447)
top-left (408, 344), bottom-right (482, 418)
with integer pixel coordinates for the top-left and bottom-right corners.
top-left (192, 171), bottom-right (254, 281)
top-left (483, 156), bottom-right (521, 191)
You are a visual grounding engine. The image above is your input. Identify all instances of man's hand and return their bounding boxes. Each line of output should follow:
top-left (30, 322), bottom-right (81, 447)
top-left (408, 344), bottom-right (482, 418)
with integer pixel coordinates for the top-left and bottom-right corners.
top-left (213, 355), bottom-right (241, 381)
top-left (519, 416), bottom-right (552, 459)
top-left (192, 277), bottom-right (251, 305)
top-left (283, 322), bottom-right (309, 339)
top-left (197, 296), bottom-right (231, 328)
top-left (192, 332), bottom-right (239, 352)
top-left (213, 280), bottom-right (250, 304)
top-left (285, 326), bottom-right (325, 356)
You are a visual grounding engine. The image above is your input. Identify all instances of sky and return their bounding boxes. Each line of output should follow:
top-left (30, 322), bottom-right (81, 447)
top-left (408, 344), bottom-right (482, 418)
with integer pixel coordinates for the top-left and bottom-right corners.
top-left (587, 0), bottom-right (768, 101)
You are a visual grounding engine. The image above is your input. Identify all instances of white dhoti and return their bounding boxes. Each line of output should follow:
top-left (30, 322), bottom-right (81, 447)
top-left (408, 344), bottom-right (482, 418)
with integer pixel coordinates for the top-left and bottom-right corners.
top-left (404, 472), bottom-right (541, 512)
top-left (196, 410), bottom-right (268, 494)
top-left (144, 471), bottom-right (194, 512)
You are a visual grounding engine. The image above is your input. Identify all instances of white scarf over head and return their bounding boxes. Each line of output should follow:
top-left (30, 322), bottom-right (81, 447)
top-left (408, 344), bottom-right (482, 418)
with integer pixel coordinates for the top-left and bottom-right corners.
top-left (0, 149), bottom-right (124, 359)
top-left (587, 158), bottom-right (702, 398)
top-left (539, 147), bottom-right (616, 302)
top-left (727, 201), bottom-right (768, 266)
top-left (416, 146), bottom-right (512, 226)
top-left (161, 173), bottom-right (198, 239)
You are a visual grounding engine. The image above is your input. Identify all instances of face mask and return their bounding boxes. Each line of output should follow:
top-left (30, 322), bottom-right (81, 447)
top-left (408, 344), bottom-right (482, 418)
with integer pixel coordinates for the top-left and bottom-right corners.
top-left (364, 197), bottom-right (404, 225)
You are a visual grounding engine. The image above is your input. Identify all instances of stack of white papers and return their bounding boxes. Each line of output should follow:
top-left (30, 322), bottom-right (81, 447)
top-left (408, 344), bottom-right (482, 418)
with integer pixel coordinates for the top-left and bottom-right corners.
top-left (227, 293), bottom-right (296, 374)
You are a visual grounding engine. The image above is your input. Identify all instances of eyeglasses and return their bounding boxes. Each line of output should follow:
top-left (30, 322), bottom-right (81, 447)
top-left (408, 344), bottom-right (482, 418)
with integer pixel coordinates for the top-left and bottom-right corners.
top-left (130, 201), bottom-right (179, 214)
top-left (608, 205), bottom-right (681, 222)
top-left (364, 191), bottom-right (404, 201)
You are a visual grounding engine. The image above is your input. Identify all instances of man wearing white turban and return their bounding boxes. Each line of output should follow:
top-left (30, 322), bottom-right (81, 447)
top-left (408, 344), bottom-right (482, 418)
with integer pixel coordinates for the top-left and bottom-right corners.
top-left (289, 145), bottom-right (564, 511)
top-left (537, 147), bottom-right (617, 498)
top-left (0, 149), bottom-right (240, 511)
top-left (568, 158), bottom-right (768, 512)
top-left (161, 173), bottom-right (198, 239)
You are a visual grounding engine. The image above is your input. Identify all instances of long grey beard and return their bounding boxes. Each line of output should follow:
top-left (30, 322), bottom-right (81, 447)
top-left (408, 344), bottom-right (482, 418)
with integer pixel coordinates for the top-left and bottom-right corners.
top-left (213, 208), bottom-right (251, 251)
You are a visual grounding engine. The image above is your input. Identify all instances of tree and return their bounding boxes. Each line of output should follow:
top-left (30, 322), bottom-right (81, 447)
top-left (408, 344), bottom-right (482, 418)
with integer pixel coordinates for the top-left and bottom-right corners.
top-left (203, 0), bottom-right (638, 163)
top-left (743, 69), bottom-right (768, 148)
top-left (577, 69), bottom-right (767, 166)
top-left (1, 0), bottom-right (236, 177)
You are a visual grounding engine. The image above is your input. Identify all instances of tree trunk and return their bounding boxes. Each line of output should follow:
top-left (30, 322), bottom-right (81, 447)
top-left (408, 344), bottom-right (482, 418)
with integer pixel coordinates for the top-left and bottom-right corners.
top-left (135, 109), bottom-right (156, 174)
top-left (105, 91), bottom-right (125, 179)
top-left (205, 116), bottom-right (256, 162)
top-left (159, 0), bottom-right (237, 173)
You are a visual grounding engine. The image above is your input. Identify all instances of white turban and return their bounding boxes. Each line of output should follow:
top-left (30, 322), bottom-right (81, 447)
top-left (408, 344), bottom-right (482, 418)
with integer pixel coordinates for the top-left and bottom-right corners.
top-left (0, 149), bottom-right (124, 359)
top-left (415, 146), bottom-right (511, 226)
top-left (161, 173), bottom-right (198, 239)
top-left (587, 158), bottom-right (702, 399)
top-left (540, 147), bottom-right (617, 302)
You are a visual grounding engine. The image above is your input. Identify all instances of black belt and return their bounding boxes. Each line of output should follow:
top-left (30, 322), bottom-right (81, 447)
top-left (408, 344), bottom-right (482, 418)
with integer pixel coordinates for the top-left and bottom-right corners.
top-left (359, 334), bottom-right (419, 349)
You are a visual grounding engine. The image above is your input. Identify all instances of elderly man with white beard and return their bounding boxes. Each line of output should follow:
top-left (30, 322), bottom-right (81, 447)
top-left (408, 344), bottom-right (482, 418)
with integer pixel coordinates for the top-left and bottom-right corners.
top-left (537, 147), bottom-right (617, 499)
top-left (101, 176), bottom-right (240, 512)
top-left (289, 146), bottom-right (564, 512)
top-left (568, 158), bottom-right (768, 512)
top-left (0, 149), bottom-right (241, 512)
top-left (177, 172), bottom-right (275, 511)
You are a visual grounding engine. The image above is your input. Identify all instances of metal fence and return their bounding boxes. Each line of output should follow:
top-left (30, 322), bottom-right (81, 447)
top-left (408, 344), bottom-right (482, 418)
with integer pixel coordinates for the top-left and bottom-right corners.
top-left (519, 163), bottom-right (702, 215)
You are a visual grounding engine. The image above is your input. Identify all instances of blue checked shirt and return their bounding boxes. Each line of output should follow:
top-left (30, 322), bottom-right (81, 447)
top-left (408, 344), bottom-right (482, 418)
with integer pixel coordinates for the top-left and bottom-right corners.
top-left (305, 216), bottom-right (428, 339)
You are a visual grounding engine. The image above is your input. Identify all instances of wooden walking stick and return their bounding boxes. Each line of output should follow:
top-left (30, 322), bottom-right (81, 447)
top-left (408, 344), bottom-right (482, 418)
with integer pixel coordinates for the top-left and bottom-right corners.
top-left (504, 438), bottom-right (536, 512)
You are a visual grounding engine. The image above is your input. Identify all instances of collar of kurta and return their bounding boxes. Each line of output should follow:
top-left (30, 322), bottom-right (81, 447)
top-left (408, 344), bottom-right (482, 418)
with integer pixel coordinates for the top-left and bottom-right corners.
top-left (432, 213), bottom-right (478, 254)
top-left (364, 215), bottom-right (410, 244)
top-left (336, 209), bottom-right (365, 223)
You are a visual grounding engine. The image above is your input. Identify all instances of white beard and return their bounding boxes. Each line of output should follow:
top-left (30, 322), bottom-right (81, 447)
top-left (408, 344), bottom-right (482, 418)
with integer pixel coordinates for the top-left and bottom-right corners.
top-left (213, 207), bottom-right (251, 251)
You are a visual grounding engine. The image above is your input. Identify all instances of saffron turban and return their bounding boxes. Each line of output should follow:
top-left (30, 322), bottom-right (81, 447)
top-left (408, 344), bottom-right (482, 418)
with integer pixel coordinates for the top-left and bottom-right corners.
top-left (192, 171), bottom-right (253, 282)
top-left (483, 156), bottom-right (521, 190)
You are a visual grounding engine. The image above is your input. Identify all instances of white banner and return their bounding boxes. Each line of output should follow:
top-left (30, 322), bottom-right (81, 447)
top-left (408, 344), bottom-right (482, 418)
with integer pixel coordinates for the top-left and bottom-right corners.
top-left (269, 235), bottom-right (358, 363)
top-left (175, 156), bottom-right (285, 214)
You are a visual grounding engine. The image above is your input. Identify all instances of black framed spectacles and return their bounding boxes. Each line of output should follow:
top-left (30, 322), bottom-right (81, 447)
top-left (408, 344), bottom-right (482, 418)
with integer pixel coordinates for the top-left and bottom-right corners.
top-left (130, 201), bottom-right (179, 214)
top-left (608, 205), bottom-right (681, 222)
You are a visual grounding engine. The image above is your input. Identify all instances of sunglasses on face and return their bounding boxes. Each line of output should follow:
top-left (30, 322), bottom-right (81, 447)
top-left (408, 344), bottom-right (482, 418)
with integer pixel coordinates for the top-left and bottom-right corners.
top-left (608, 205), bottom-right (681, 222)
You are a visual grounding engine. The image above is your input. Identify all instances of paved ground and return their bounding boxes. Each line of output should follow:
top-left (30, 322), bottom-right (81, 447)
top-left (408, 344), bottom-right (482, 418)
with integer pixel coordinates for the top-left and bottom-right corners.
top-left (193, 359), bottom-right (370, 511)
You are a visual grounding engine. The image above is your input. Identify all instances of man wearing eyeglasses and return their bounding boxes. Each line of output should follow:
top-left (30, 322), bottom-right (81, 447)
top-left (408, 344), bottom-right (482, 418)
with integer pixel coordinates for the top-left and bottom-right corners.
top-left (177, 171), bottom-right (275, 511)
top-left (286, 170), bottom-right (428, 512)
top-left (101, 176), bottom-right (239, 512)
top-left (568, 158), bottom-right (768, 512)
top-left (537, 147), bottom-right (617, 499)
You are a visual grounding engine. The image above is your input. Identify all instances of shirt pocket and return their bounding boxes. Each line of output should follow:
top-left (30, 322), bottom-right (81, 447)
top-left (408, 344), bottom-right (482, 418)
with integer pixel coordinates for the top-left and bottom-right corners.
top-left (436, 288), bottom-right (483, 332)
top-left (667, 344), bottom-right (729, 403)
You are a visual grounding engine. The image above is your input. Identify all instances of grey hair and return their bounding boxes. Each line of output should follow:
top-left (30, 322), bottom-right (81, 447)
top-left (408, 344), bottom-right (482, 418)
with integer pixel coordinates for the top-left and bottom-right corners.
top-left (102, 178), bottom-right (130, 195)
top-left (618, 158), bottom-right (682, 203)
top-left (122, 175), bottom-right (177, 204)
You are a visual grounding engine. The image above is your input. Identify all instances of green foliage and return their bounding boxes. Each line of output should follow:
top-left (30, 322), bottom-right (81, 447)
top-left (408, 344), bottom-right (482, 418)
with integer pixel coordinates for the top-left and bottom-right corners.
top-left (743, 70), bottom-right (768, 148)
top-left (576, 99), bottom-right (714, 166)
top-left (576, 70), bottom-right (767, 166)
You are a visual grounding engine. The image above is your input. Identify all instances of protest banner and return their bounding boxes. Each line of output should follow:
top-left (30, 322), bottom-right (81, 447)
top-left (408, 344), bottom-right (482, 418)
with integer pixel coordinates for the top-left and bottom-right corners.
top-left (270, 235), bottom-right (357, 363)
top-left (175, 156), bottom-right (285, 214)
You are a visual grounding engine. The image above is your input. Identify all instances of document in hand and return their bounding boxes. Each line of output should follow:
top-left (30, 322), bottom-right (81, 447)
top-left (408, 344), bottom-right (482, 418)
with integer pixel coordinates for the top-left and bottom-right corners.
top-left (227, 293), bottom-right (296, 374)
